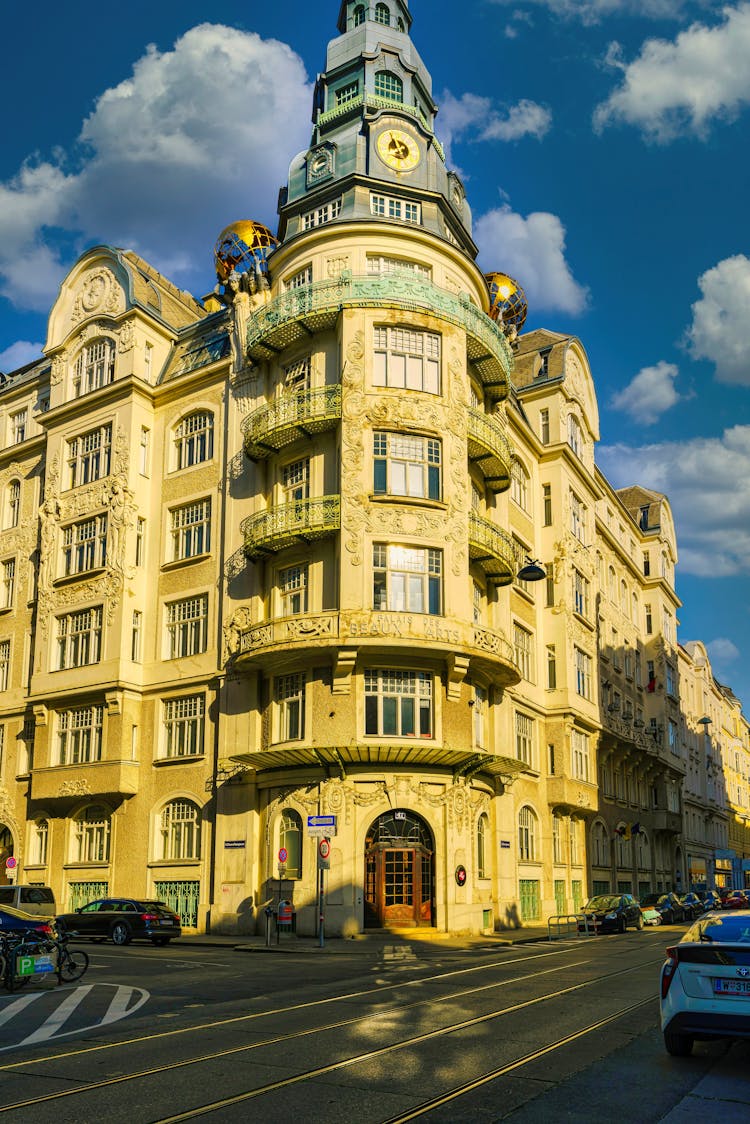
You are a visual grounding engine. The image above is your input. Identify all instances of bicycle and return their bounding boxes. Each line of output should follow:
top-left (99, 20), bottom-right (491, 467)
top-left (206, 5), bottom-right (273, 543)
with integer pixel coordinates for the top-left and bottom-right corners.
top-left (0, 929), bottom-right (89, 990)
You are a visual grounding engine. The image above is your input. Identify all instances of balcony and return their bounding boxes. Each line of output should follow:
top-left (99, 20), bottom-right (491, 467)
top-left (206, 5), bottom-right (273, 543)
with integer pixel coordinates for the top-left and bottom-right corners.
top-left (467, 408), bottom-right (511, 493)
top-left (652, 810), bottom-right (682, 834)
top-left (468, 512), bottom-right (515, 586)
top-left (242, 386), bottom-right (342, 461)
top-left (242, 496), bottom-right (341, 560)
top-left (547, 776), bottom-right (599, 814)
top-left (31, 760), bottom-right (139, 802)
top-left (246, 273), bottom-right (512, 397)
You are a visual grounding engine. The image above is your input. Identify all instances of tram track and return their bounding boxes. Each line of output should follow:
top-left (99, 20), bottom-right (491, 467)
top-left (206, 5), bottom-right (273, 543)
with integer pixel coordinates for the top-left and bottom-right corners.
top-left (0, 950), bottom-right (662, 1117)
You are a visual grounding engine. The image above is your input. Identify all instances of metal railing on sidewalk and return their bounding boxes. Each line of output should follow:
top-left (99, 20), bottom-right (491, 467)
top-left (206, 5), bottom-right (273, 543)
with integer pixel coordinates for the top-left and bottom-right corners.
top-left (547, 913), bottom-right (598, 941)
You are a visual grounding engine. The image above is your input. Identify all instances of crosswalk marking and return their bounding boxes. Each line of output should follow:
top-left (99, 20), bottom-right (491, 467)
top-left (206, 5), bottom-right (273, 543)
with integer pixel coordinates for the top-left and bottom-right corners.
top-left (102, 984), bottom-right (148, 1025)
top-left (19, 986), bottom-right (94, 1045)
top-left (0, 994), bottom-right (44, 1029)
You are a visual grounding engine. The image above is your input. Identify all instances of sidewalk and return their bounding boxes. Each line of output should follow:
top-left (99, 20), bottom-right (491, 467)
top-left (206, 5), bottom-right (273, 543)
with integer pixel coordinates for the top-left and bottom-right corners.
top-left (178, 924), bottom-right (556, 954)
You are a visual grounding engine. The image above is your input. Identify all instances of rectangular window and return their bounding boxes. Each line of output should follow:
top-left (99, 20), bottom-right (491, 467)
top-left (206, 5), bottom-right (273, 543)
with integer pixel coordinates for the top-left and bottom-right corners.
top-left (548, 743), bottom-right (556, 775)
top-left (66, 424), bottom-right (112, 490)
top-left (373, 326), bottom-right (440, 393)
top-left (0, 560), bottom-right (15, 609)
top-left (135, 517), bottom-right (145, 567)
top-left (140, 427), bottom-right (150, 476)
top-left (163, 694), bottom-right (205, 758)
top-left (56, 606), bottom-right (103, 669)
top-left (473, 684), bottom-right (487, 749)
top-left (275, 673), bottom-right (305, 742)
top-left (575, 647), bottom-right (592, 700)
top-left (166, 595), bottom-right (208, 659)
top-left (302, 199), bottom-right (343, 230)
top-left (10, 409), bottom-right (27, 445)
top-left (73, 340), bottom-right (114, 397)
top-left (545, 567), bottom-right (555, 608)
top-left (282, 357), bottom-right (312, 394)
top-left (519, 880), bottom-right (541, 921)
top-left (336, 81), bottom-right (359, 105)
top-left (131, 610), bottom-right (142, 662)
top-left (285, 265), bottom-right (313, 290)
top-left (282, 458), bottom-right (310, 503)
top-left (546, 644), bottom-right (557, 689)
top-left (58, 704), bottom-right (104, 765)
top-left (369, 194), bottom-right (422, 224)
top-left (570, 491), bottom-right (587, 543)
top-left (513, 536), bottom-right (534, 597)
top-left (0, 640), bottom-right (9, 691)
top-left (62, 515), bottom-right (107, 576)
top-left (170, 499), bottom-right (211, 561)
top-left (645, 604), bottom-right (653, 634)
top-left (542, 484), bottom-right (552, 526)
top-left (373, 431), bottom-right (441, 499)
top-left (669, 719), bottom-right (679, 754)
top-left (572, 729), bottom-right (590, 782)
top-left (643, 551), bottom-right (650, 576)
top-left (278, 564), bottom-right (308, 616)
top-left (367, 255), bottom-right (431, 279)
top-left (472, 581), bottom-right (483, 625)
top-left (572, 569), bottom-right (589, 618)
top-left (364, 669), bottom-right (432, 738)
top-left (540, 408), bottom-right (550, 445)
top-left (513, 623), bottom-right (533, 682)
top-left (373, 544), bottom-right (442, 614)
top-left (663, 609), bottom-right (675, 645)
top-left (515, 711), bottom-right (535, 768)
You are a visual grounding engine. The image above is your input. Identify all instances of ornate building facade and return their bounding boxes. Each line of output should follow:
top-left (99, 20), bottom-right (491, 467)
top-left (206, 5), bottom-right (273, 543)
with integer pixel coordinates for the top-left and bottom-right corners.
top-left (0, 0), bottom-right (747, 933)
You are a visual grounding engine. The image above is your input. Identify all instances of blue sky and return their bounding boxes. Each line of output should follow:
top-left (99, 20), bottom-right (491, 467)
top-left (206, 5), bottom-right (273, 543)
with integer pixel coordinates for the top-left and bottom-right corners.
top-left (1, 0), bottom-right (749, 706)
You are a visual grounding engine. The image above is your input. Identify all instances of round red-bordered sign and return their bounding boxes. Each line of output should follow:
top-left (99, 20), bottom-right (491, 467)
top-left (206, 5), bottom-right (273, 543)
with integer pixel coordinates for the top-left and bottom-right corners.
top-left (5, 857), bottom-right (17, 870)
top-left (278, 847), bottom-right (288, 864)
top-left (319, 838), bottom-right (331, 860)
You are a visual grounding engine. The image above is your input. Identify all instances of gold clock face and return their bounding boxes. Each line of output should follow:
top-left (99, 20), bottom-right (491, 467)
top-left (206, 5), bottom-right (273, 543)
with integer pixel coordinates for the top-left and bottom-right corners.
top-left (376, 129), bottom-right (421, 172)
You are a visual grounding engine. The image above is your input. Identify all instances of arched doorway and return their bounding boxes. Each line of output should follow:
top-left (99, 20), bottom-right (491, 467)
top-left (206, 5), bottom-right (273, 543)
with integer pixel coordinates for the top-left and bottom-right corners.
top-left (364, 810), bottom-right (434, 928)
top-left (0, 825), bottom-right (14, 887)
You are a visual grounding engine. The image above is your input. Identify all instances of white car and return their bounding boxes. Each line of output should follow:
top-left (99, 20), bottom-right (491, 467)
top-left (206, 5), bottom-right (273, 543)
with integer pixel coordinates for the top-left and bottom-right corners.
top-left (660, 909), bottom-right (750, 1056)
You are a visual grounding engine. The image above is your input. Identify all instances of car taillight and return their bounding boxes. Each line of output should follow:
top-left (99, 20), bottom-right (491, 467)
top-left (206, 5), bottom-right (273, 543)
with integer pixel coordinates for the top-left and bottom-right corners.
top-left (661, 946), bottom-right (679, 999)
top-left (38, 924), bottom-right (52, 935)
top-left (141, 913), bottom-right (160, 922)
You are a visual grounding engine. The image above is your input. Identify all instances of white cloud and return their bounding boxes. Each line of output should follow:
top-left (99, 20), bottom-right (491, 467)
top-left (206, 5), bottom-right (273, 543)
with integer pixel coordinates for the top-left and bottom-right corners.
top-left (439, 93), bottom-right (551, 161)
top-left (686, 255), bottom-right (750, 385)
top-left (707, 637), bottom-right (741, 664)
top-left (0, 340), bottom-right (43, 373)
top-left (475, 204), bottom-right (589, 316)
top-left (594, 4), bottom-right (750, 140)
top-left (490, 0), bottom-right (693, 25)
top-left (0, 24), bottom-right (312, 310)
top-left (610, 360), bottom-right (683, 424)
top-left (599, 425), bottom-right (750, 576)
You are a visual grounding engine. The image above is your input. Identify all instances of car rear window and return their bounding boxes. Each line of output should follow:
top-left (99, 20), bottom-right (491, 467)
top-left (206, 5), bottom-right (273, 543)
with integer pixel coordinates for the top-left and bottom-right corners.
top-left (20, 888), bottom-right (54, 903)
top-left (684, 914), bottom-right (750, 944)
top-left (0, 889), bottom-right (14, 904)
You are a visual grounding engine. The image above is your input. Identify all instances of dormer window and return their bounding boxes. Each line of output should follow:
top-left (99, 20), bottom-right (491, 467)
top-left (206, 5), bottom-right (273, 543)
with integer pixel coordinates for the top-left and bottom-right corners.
top-left (353, 4), bottom-right (365, 26)
top-left (72, 339), bottom-right (115, 399)
top-left (375, 3), bottom-right (391, 25)
top-left (374, 71), bottom-right (403, 104)
top-left (336, 81), bottom-right (359, 107)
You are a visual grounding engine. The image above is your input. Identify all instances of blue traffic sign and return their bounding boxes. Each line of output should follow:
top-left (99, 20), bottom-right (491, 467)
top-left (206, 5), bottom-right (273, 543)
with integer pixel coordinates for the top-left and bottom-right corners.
top-left (308, 815), bottom-right (336, 828)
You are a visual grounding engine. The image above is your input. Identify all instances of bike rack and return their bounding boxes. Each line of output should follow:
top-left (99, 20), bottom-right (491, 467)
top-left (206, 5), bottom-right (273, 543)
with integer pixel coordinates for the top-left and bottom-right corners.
top-left (547, 913), bottom-right (597, 940)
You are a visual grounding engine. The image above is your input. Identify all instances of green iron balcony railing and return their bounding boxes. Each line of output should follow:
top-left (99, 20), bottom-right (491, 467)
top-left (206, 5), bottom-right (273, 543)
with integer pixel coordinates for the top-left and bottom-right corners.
top-left (242, 386), bottom-right (342, 460)
top-left (467, 408), bottom-right (512, 493)
top-left (242, 496), bottom-right (341, 560)
top-left (246, 272), bottom-right (512, 397)
top-left (468, 512), bottom-right (516, 586)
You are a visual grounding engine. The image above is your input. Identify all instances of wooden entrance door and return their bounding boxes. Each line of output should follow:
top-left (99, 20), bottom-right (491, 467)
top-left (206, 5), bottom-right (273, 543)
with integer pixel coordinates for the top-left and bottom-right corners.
top-left (364, 811), bottom-right (434, 928)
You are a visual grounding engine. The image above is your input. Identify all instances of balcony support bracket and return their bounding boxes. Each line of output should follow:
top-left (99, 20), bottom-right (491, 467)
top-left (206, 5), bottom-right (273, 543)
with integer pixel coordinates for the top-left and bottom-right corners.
top-left (332, 647), bottom-right (358, 695)
top-left (446, 654), bottom-right (470, 701)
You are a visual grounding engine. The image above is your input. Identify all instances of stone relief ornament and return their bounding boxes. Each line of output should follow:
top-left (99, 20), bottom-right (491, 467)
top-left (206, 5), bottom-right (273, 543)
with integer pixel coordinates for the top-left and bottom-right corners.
top-left (117, 319), bottom-right (137, 353)
top-left (223, 606), bottom-right (254, 664)
top-left (326, 256), bottom-right (350, 279)
top-left (50, 353), bottom-right (67, 386)
top-left (71, 268), bottom-right (124, 324)
top-left (103, 474), bottom-right (137, 577)
top-left (58, 779), bottom-right (93, 797)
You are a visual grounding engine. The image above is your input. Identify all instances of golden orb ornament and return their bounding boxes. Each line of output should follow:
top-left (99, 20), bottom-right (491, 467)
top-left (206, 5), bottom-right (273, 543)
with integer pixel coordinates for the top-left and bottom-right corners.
top-left (485, 272), bottom-right (528, 336)
top-left (213, 220), bottom-right (279, 284)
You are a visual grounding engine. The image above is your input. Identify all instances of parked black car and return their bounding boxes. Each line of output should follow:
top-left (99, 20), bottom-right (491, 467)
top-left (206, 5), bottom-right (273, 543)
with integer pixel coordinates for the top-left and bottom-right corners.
top-left (55, 898), bottom-right (181, 946)
top-left (639, 892), bottom-right (686, 925)
top-left (680, 893), bottom-right (706, 920)
top-left (697, 890), bottom-right (723, 911)
top-left (578, 894), bottom-right (643, 933)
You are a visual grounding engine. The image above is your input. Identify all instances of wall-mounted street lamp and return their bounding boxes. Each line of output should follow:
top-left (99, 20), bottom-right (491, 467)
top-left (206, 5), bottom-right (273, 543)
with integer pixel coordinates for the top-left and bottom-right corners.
top-left (517, 558), bottom-right (546, 582)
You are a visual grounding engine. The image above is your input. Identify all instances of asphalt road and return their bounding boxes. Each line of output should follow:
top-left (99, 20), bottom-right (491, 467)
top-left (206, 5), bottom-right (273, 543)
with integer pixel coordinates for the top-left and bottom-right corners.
top-left (0, 930), bottom-right (748, 1121)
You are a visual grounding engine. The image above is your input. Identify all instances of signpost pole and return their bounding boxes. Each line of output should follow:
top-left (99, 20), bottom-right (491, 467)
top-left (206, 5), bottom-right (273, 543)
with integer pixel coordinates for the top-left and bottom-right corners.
top-left (318, 862), bottom-right (325, 948)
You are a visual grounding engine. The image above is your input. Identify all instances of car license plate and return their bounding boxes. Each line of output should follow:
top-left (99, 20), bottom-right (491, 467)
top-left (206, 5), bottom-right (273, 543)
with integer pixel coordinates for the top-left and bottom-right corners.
top-left (714, 979), bottom-right (750, 995)
top-left (160, 919), bottom-right (173, 926)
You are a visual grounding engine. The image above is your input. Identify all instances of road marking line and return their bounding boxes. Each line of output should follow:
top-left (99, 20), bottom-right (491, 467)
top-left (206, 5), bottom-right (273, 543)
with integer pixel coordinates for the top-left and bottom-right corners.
top-left (0, 994), bottom-right (45, 1028)
top-left (19, 986), bottom-right (94, 1046)
top-left (101, 985), bottom-right (147, 1026)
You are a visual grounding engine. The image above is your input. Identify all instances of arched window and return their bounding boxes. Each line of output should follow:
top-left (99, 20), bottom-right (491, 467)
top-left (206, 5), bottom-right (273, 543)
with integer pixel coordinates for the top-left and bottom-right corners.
top-left (73, 805), bottom-right (111, 863)
top-left (608, 566), bottom-right (616, 602)
top-left (5, 480), bottom-right (20, 529)
top-left (374, 71), bottom-right (403, 103)
top-left (518, 806), bottom-right (537, 861)
top-left (0, 825), bottom-right (13, 865)
top-left (567, 414), bottom-right (583, 457)
top-left (592, 821), bottom-right (609, 867)
top-left (620, 580), bottom-right (628, 615)
top-left (510, 458), bottom-right (529, 511)
top-left (174, 411), bottom-right (214, 470)
top-left (29, 818), bottom-right (49, 865)
top-left (72, 339), bottom-right (115, 398)
top-left (552, 813), bottom-right (564, 864)
top-left (615, 827), bottom-right (631, 868)
top-left (280, 809), bottom-right (302, 879)
top-left (159, 799), bottom-right (201, 860)
top-left (353, 4), bottom-right (366, 25)
top-left (477, 813), bottom-right (489, 878)
top-left (375, 3), bottom-right (391, 25)
top-left (397, 17), bottom-right (405, 31)
top-left (637, 830), bottom-right (651, 871)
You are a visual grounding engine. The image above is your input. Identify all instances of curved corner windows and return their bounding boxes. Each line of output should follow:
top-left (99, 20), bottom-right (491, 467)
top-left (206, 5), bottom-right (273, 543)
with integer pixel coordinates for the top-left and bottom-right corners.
top-left (477, 813), bottom-right (489, 879)
top-left (373, 432), bottom-right (441, 499)
top-left (73, 805), bottom-right (111, 863)
top-left (67, 424), bottom-right (112, 490)
top-left (275, 673), bottom-right (305, 742)
top-left (58, 704), bottom-right (104, 765)
top-left (373, 544), bottom-right (442, 615)
top-left (374, 70), bottom-right (403, 103)
top-left (73, 340), bottom-right (115, 398)
top-left (160, 800), bottom-right (201, 861)
top-left (174, 411), bottom-right (214, 470)
top-left (370, 194), bottom-right (421, 224)
top-left (56, 607), bottom-right (102, 669)
top-left (364, 669), bottom-right (432, 738)
top-left (375, 2), bottom-right (391, 25)
top-left (280, 810), bottom-right (302, 879)
top-left (373, 327), bottom-right (440, 394)
top-left (278, 564), bottom-right (308, 617)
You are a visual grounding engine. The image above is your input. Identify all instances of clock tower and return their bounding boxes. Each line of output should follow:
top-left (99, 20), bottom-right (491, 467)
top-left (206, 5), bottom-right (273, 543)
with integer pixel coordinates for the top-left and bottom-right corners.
top-left (278, 0), bottom-right (476, 257)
